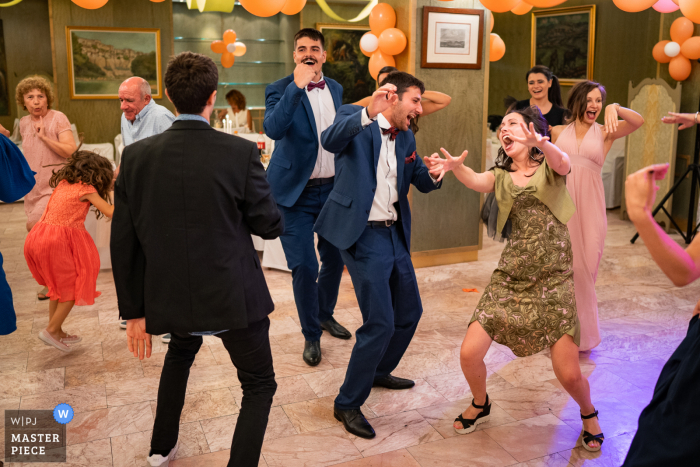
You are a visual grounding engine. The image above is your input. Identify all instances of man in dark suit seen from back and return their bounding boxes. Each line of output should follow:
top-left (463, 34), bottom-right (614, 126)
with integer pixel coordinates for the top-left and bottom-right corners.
top-left (111, 51), bottom-right (284, 467)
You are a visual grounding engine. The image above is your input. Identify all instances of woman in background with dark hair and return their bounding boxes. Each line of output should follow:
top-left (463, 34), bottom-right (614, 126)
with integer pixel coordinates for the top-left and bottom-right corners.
top-left (552, 80), bottom-right (644, 351)
top-left (512, 65), bottom-right (568, 128)
top-left (427, 105), bottom-right (604, 451)
top-left (354, 66), bottom-right (451, 133)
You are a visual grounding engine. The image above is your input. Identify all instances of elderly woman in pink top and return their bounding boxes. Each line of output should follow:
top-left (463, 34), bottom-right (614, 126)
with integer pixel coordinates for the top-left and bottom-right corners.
top-left (17, 76), bottom-right (77, 300)
top-left (17, 76), bottom-right (77, 231)
top-left (551, 81), bottom-right (644, 351)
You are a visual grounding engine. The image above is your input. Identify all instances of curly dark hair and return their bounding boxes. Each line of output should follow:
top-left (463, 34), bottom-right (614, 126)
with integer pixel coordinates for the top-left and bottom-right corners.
top-left (494, 105), bottom-right (548, 175)
top-left (49, 149), bottom-right (114, 219)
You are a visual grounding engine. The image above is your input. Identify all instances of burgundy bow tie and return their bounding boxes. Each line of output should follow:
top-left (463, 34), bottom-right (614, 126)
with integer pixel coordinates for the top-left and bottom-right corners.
top-left (382, 127), bottom-right (400, 141)
top-left (307, 80), bottom-right (326, 91)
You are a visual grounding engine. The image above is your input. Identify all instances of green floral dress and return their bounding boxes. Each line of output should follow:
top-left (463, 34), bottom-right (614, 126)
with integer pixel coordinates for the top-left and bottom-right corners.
top-left (471, 161), bottom-right (580, 357)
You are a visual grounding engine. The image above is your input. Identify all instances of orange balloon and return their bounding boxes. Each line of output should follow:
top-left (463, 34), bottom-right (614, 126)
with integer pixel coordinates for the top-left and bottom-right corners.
top-left (670, 17), bottom-right (694, 44)
top-left (490, 33), bottom-right (506, 62)
top-left (211, 40), bottom-right (227, 54)
top-left (368, 50), bottom-right (396, 80)
top-left (221, 52), bottom-right (235, 68)
top-left (378, 28), bottom-right (407, 56)
top-left (480, 0), bottom-right (519, 13)
top-left (71, 0), bottom-right (109, 9)
top-left (669, 55), bottom-right (692, 81)
top-left (369, 3), bottom-right (397, 36)
top-left (223, 29), bottom-right (237, 45)
top-left (511, 1), bottom-right (533, 14)
top-left (521, 0), bottom-right (567, 6)
top-left (681, 36), bottom-right (700, 60)
top-left (680, 0), bottom-right (700, 23)
top-left (653, 40), bottom-right (673, 63)
top-left (239, 0), bottom-right (286, 17)
top-left (672, 0), bottom-right (679, 4)
top-left (611, 0), bottom-right (657, 12)
top-left (281, 0), bottom-right (306, 15)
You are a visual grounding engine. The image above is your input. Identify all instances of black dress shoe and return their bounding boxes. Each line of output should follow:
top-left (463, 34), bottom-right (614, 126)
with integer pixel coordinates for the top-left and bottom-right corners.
top-left (333, 407), bottom-right (375, 439)
top-left (320, 317), bottom-right (352, 340)
top-left (303, 340), bottom-right (321, 366)
top-left (373, 374), bottom-right (415, 390)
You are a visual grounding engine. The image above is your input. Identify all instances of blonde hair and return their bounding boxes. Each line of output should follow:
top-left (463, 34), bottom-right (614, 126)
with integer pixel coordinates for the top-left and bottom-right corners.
top-left (16, 76), bottom-right (55, 110)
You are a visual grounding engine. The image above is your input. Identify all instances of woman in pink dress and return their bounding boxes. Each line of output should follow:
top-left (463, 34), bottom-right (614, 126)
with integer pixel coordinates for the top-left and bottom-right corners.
top-left (17, 76), bottom-right (77, 231)
top-left (17, 76), bottom-right (77, 300)
top-left (552, 81), bottom-right (643, 351)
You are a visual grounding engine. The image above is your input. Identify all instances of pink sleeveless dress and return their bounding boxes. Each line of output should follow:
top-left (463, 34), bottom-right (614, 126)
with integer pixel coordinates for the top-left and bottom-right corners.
top-left (555, 123), bottom-right (606, 351)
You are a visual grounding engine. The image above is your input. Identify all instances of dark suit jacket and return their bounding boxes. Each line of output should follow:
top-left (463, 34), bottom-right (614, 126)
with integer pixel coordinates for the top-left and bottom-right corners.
top-left (111, 120), bottom-right (284, 335)
top-left (263, 74), bottom-right (343, 207)
top-left (316, 105), bottom-right (441, 251)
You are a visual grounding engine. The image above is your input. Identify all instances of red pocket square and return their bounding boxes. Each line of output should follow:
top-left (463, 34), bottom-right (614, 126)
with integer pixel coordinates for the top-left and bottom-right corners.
top-left (405, 151), bottom-right (416, 163)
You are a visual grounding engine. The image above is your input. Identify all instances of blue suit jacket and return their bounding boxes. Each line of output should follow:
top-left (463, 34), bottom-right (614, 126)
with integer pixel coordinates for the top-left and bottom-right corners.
top-left (264, 74), bottom-right (343, 207)
top-left (315, 105), bottom-right (441, 251)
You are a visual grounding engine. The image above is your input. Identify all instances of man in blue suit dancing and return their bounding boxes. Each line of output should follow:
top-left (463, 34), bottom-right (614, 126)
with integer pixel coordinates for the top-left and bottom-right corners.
top-left (317, 71), bottom-right (441, 438)
top-left (264, 29), bottom-right (350, 366)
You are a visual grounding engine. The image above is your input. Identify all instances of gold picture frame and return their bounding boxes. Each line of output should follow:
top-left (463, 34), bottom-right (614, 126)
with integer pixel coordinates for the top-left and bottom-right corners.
top-left (66, 26), bottom-right (162, 100)
top-left (531, 5), bottom-right (596, 85)
top-left (316, 23), bottom-right (374, 105)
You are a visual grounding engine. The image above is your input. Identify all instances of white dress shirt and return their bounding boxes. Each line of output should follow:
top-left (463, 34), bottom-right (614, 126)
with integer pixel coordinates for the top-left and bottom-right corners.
top-left (361, 110), bottom-right (399, 222)
top-left (306, 74), bottom-right (336, 179)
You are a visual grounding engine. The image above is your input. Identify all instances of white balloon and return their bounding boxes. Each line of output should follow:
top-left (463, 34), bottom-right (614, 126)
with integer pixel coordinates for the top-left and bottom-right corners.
top-left (664, 41), bottom-right (681, 58)
top-left (233, 42), bottom-right (247, 57)
top-left (360, 33), bottom-right (379, 54)
top-left (226, 43), bottom-right (237, 53)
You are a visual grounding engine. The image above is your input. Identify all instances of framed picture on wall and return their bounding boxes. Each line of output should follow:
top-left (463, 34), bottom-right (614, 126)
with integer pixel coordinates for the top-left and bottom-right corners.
top-left (66, 27), bottom-right (162, 99)
top-left (317, 23), bottom-right (375, 105)
top-left (531, 5), bottom-right (596, 85)
top-left (421, 7), bottom-right (484, 70)
top-left (0, 20), bottom-right (10, 116)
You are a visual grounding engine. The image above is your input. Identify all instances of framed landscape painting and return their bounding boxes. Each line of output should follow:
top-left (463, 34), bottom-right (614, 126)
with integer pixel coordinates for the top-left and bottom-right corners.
top-left (531, 5), bottom-right (596, 84)
top-left (66, 26), bottom-right (162, 99)
top-left (0, 20), bottom-right (10, 116)
top-left (317, 23), bottom-right (375, 105)
top-left (421, 7), bottom-right (484, 70)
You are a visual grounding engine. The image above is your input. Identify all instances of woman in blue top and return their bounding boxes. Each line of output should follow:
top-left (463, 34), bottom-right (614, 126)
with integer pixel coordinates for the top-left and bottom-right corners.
top-left (0, 133), bottom-right (36, 334)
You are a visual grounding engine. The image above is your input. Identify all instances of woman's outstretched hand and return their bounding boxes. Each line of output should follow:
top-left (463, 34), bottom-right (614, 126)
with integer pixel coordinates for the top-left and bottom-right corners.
top-left (509, 122), bottom-right (549, 149)
top-left (661, 112), bottom-right (697, 130)
top-left (425, 147), bottom-right (468, 182)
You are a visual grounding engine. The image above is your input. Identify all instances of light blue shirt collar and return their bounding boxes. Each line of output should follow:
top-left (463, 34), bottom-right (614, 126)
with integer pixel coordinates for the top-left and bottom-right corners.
top-left (175, 114), bottom-right (210, 124)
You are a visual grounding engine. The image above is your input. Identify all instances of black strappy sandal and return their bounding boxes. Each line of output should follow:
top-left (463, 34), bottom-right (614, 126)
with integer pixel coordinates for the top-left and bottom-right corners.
top-left (580, 409), bottom-right (604, 452)
top-left (454, 394), bottom-right (491, 435)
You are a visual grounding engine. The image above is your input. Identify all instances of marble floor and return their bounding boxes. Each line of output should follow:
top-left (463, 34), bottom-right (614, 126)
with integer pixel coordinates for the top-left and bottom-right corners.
top-left (1, 201), bottom-right (697, 467)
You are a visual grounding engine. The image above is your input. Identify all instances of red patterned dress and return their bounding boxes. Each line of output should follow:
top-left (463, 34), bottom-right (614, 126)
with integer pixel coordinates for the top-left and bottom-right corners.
top-left (24, 180), bottom-right (101, 305)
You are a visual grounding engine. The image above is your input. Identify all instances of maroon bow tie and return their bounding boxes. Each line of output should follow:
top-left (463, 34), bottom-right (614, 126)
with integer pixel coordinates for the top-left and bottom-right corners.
top-left (382, 127), bottom-right (400, 141)
top-left (307, 80), bottom-right (326, 91)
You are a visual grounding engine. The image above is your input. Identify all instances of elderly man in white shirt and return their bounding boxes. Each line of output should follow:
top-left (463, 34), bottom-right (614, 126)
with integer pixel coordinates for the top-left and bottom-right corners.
top-left (119, 77), bottom-right (175, 147)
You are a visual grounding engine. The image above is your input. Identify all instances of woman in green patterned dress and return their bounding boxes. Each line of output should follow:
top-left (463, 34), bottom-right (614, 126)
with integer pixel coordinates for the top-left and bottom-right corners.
top-left (427, 106), bottom-right (604, 451)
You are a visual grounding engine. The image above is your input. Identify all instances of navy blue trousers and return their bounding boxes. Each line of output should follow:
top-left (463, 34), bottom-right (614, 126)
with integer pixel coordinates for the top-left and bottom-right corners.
top-left (278, 183), bottom-right (344, 342)
top-left (335, 224), bottom-right (423, 410)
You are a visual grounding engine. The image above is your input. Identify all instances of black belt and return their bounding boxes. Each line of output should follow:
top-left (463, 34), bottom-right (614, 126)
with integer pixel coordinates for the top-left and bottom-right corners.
top-left (367, 220), bottom-right (398, 228)
top-left (306, 177), bottom-right (334, 187)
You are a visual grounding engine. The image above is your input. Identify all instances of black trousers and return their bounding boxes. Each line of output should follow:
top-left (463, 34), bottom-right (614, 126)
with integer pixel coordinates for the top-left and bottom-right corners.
top-left (622, 314), bottom-right (700, 467)
top-left (150, 317), bottom-right (276, 467)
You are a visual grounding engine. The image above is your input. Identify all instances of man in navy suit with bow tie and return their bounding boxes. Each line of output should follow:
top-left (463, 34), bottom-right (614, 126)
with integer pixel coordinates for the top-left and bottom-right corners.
top-left (264, 29), bottom-right (350, 367)
top-left (317, 71), bottom-right (442, 438)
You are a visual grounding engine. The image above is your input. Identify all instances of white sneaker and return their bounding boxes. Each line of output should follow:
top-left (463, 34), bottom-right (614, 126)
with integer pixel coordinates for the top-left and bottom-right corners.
top-left (146, 440), bottom-right (179, 466)
top-left (119, 320), bottom-right (127, 330)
